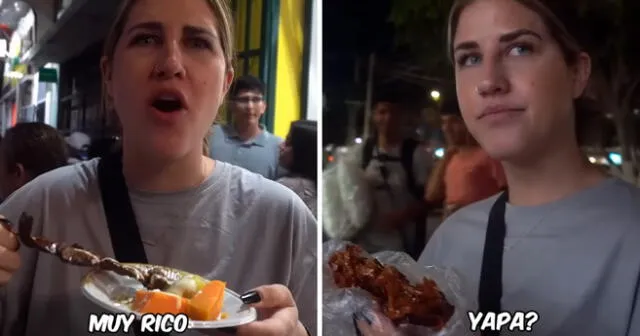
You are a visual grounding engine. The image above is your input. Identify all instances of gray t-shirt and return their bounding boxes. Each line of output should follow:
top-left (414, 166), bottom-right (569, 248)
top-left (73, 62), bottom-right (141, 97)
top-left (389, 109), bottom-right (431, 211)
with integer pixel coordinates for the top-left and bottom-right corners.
top-left (419, 178), bottom-right (640, 336)
top-left (0, 159), bottom-right (317, 336)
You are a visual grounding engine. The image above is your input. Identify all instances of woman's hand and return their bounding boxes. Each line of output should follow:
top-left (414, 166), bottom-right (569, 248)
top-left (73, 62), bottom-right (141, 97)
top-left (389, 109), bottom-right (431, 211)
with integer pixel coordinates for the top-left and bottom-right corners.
top-left (353, 309), bottom-right (425, 336)
top-left (352, 309), bottom-right (402, 336)
top-left (234, 284), bottom-right (308, 336)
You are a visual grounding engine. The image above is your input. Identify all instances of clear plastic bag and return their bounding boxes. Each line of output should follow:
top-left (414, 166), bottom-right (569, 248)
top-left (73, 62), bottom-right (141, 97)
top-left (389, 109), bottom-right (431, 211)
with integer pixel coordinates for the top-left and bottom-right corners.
top-left (322, 145), bottom-right (372, 240)
top-left (323, 240), bottom-right (477, 336)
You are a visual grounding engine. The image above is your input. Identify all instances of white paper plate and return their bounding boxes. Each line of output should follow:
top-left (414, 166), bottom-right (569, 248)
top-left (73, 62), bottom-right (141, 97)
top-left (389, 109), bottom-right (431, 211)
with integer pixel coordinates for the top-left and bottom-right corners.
top-left (81, 263), bottom-right (257, 329)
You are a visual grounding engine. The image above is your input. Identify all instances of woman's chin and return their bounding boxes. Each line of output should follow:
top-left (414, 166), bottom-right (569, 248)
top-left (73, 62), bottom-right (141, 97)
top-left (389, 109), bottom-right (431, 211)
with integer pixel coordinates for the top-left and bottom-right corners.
top-left (480, 139), bottom-right (528, 163)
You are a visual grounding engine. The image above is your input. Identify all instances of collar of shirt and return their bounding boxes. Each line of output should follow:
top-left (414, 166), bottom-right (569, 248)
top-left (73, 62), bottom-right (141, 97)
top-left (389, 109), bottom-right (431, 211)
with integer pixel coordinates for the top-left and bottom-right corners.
top-left (222, 124), bottom-right (269, 147)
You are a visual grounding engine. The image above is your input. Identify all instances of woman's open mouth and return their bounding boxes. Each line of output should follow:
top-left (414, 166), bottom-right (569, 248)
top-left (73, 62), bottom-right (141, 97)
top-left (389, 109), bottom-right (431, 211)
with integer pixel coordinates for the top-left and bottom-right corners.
top-left (151, 96), bottom-right (184, 113)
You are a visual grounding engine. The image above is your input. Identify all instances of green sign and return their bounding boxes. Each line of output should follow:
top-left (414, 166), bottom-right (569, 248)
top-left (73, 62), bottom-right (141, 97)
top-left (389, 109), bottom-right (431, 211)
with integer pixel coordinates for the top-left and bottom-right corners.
top-left (39, 68), bottom-right (58, 83)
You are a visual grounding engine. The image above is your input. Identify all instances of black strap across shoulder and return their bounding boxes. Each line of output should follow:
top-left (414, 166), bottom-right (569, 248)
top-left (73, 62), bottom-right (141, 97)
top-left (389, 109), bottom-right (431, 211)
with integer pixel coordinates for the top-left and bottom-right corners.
top-left (97, 151), bottom-right (169, 336)
top-left (478, 191), bottom-right (509, 336)
top-left (97, 151), bottom-right (148, 264)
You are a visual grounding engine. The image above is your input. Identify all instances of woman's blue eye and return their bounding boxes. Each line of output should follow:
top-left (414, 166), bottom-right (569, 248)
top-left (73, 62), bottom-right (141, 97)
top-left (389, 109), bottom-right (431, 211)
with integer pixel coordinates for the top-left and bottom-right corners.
top-left (509, 44), bottom-right (533, 56)
top-left (457, 54), bottom-right (481, 67)
top-left (187, 39), bottom-right (212, 50)
top-left (132, 35), bottom-right (159, 46)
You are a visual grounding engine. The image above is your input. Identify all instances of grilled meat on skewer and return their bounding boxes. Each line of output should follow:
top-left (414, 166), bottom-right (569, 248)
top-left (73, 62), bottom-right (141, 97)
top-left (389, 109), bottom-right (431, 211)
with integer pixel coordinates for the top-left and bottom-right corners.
top-left (0, 212), bottom-right (172, 290)
top-left (328, 244), bottom-right (455, 330)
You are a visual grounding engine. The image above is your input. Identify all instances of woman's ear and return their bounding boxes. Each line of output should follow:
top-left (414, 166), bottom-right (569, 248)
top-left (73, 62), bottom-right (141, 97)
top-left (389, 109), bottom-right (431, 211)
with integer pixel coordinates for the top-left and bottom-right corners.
top-left (223, 68), bottom-right (235, 97)
top-left (13, 162), bottom-right (26, 181)
top-left (100, 57), bottom-right (113, 99)
top-left (572, 52), bottom-right (591, 99)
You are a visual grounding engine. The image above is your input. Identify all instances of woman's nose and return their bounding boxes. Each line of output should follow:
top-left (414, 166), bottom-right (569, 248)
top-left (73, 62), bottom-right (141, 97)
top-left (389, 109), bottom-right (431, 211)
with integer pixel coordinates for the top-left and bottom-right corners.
top-left (476, 61), bottom-right (510, 96)
top-left (153, 41), bottom-right (186, 79)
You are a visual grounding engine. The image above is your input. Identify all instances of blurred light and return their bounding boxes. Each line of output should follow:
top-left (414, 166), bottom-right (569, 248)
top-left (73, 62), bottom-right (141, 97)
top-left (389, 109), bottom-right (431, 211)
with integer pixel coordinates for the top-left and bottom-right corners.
top-left (354, 137), bottom-right (362, 144)
top-left (430, 90), bottom-right (441, 101)
top-left (5, 70), bottom-right (22, 79)
top-left (588, 156), bottom-right (596, 164)
top-left (608, 152), bottom-right (622, 166)
top-left (327, 155), bottom-right (334, 162)
top-left (434, 148), bottom-right (445, 158)
top-left (338, 146), bottom-right (348, 153)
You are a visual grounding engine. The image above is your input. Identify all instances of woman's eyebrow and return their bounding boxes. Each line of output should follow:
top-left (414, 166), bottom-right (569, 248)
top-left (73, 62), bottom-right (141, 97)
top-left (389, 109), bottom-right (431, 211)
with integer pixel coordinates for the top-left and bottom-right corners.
top-left (454, 28), bottom-right (543, 53)
top-left (183, 25), bottom-right (218, 39)
top-left (125, 21), bottom-right (218, 39)
top-left (126, 21), bottom-right (163, 34)
top-left (498, 28), bottom-right (542, 43)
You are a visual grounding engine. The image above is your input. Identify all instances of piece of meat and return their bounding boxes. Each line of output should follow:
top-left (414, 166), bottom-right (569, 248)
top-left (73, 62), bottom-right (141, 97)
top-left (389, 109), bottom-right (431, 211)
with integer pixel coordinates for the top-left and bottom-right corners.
top-left (328, 244), bottom-right (455, 330)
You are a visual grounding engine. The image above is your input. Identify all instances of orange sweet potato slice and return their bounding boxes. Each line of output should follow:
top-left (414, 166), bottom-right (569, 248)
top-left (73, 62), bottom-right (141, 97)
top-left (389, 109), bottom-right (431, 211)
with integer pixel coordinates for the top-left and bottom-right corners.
top-left (132, 290), bottom-right (189, 315)
top-left (187, 280), bottom-right (226, 321)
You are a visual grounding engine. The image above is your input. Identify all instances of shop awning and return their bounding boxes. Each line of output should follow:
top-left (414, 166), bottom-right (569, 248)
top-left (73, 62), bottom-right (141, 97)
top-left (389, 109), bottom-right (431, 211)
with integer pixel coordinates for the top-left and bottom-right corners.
top-left (21, 0), bottom-right (124, 69)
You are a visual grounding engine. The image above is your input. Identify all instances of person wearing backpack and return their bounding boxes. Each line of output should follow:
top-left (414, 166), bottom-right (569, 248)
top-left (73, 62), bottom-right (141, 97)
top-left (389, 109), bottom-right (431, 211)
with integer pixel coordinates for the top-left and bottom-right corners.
top-left (356, 96), bottom-right (433, 256)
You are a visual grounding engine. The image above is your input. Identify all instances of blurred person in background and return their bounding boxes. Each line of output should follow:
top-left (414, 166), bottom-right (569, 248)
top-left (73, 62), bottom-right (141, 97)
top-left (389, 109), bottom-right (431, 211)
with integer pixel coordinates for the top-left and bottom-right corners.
top-left (357, 93), bottom-right (432, 256)
top-left (65, 131), bottom-right (91, 164)
top-left (425, 96), bottom-right (506, 219)
top-left (87, 135), bottom-right (120, 159)
top-left (209, 75), bottom-right (283, 179)
top-left (278, 120), bottom-right (317, 217)
top-left (0, 122), bottom-right (68, 200)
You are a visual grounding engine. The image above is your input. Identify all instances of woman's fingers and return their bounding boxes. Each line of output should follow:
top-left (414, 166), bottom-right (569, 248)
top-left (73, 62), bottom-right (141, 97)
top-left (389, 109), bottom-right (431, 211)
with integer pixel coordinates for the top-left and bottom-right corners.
top-left (236, 306), bottom-right (299, 336)
top-left (240, 284), bottom-right (296, 309)
top-left (353, 309), bottom-right (401, 336)
top-left (235, 284), bottom-right (301, 336)
top-left (0, 226), bottom-right (18, 252)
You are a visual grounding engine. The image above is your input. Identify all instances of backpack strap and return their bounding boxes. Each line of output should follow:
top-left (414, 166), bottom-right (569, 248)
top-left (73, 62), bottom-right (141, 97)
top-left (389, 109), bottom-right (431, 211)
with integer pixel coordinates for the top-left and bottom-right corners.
top-left (400, 138), bottom-right (422, 199)
top-left (361, 137), bottom-right (376, 169)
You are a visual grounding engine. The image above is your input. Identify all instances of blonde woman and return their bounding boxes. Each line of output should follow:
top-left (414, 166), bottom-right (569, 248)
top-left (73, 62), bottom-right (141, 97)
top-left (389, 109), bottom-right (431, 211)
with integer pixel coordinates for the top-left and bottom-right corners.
top-left (420, 1), bottom-right (640, 335)
top-left (0, 0), bottom-right (316, 335)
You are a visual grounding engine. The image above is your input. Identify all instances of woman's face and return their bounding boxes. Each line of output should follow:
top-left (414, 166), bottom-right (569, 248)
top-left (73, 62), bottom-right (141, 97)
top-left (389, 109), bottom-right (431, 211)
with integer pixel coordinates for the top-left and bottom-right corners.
top-left (452, 0), bottom-right (590, 162)
top-left (279, 135), bottom-right (293, 169)
top-left (102, 0), bottom-right (233, 159)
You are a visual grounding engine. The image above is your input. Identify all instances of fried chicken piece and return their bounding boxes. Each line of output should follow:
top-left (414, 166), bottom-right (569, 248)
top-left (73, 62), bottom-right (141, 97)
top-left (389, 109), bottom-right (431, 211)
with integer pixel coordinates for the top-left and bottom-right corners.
top-left (328, 244), bottom-right (455, 330)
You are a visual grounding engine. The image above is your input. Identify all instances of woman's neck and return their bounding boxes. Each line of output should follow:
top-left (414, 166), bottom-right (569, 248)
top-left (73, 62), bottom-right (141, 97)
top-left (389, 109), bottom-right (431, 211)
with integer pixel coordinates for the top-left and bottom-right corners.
top-left (122, 143), bottom-right (214, 193)
top-left (503, 142), bottom-right (606, 206)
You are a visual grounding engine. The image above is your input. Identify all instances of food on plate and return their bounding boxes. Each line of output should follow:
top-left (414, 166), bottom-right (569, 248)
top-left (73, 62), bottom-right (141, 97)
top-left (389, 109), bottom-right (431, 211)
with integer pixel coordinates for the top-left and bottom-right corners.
top-left (132, 290), bottom-right (190, 315)
top-left (1, 212), bottom-right (181, 290)
top-left (131, 279), bottom-right (227, 321)
top-left (187, 280), bottom-right (227, 320)
top-left (2, 212), bottom-right (231, 322)
top-left (328, 244), bottom-right (455, 330)
top-left (165, 274), bottom-right (208, 298)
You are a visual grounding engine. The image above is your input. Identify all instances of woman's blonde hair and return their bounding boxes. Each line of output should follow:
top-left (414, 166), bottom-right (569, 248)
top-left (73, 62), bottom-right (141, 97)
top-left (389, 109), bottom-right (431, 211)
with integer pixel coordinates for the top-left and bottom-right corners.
top-left (100, 0), bottom-right (234, 155)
